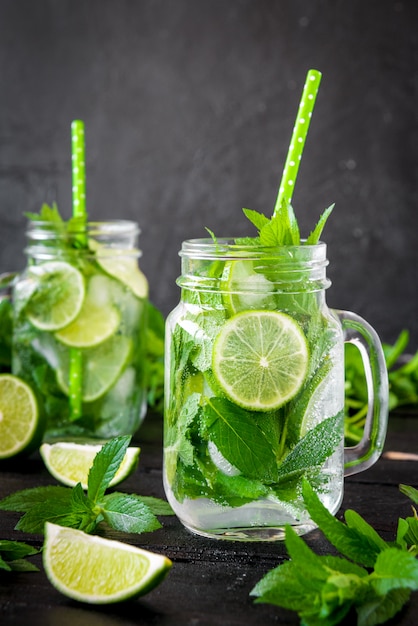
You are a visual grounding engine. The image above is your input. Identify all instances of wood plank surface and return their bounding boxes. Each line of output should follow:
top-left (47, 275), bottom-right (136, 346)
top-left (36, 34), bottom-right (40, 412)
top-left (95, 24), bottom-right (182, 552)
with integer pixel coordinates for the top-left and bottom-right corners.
top-left (1, 413), bottom-right (417, 626)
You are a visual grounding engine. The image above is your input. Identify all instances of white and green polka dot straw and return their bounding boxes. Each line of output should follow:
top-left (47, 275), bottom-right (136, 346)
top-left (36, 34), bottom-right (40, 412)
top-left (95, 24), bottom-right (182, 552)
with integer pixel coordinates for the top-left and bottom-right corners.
top-left (69, 120), bottom-right (87, 421)
top-left (71, 120), bottom-right (86, 220)
top-left (273, 69), bottom-right (322, 215)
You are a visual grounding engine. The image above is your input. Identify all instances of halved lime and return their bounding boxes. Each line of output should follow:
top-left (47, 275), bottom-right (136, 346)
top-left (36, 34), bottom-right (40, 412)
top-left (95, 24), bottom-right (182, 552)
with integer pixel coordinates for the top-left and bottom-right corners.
top-left (221, 260), bottom-right (276, 314)
top-left (26, 261), bottom-right (85, 331)
top-left (0, 374), bottom-right (41, 459)
top-left (212, 310), bottom-right (309, 411)
top-left (55, 299), bottom-right (120, 348)
top-left (57, 335), bottom-right (132, 402)
top-left (40, 441), bottom-right (140, 489)
top-left (43, 522), bottom-right (172, 604)
top-left (93, 244), bottom-right (148, 299)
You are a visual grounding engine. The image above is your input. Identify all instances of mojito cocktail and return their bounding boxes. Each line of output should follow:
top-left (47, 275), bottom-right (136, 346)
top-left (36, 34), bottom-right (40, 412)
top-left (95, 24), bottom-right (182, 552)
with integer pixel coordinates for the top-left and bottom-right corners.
top-left (12, 216), bottom-right (148, 441)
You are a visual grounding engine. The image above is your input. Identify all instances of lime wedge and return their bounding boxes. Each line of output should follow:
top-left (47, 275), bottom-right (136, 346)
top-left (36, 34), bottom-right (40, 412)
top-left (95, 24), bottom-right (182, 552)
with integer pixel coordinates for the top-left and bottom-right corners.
top-left (212, 310), bottom-right (309, 411)
top-left (55, 299), bottom-right (120, 348)
top-left (40, 441), bottom-right (140, 489)
top-left (57, 335), bottom-right (132, 402)
top-left (221, 260), bottom-right (276, 314)
top-left (0, 374), bottom-right (41, 459)
top-left (93, 245), bottom-right (148, 299)
top-left (26, 261), bottom-right (85, 331)
top-left (43, 523), bottom-right (172, 604)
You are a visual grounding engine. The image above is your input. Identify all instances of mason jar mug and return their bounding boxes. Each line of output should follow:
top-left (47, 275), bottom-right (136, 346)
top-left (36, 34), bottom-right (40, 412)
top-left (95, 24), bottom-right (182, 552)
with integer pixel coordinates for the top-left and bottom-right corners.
top-left (10, 219), bottom-right (149, 441)
top-left (163, 239), bottom-right (388, 541)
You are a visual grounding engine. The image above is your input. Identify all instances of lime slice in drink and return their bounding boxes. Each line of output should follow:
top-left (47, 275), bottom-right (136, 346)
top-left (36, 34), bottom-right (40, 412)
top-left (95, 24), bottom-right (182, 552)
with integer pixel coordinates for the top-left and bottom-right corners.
top-left (43, 522), bottom-right (172, 604)
top-left (0, 374), bottom-right (41, 459)
top-left (92, 243), bottom-right (148, 299)
top-left (55, 299), bottom-right (120, 348)
top-left (26, 261), bottom-right (85, 331)
top-left (40, 441), bottom-right (140, 489)
top-left (212, 310), bottom-right (309, 411)
top-left (221, 260), bottom-right (276, 314)
top-left (57, 335), bottom-right (132, 402)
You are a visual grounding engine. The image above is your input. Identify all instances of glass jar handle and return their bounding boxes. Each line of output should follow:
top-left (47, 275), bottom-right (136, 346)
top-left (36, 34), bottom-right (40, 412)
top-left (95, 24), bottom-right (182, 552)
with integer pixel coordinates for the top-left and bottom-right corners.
top-left (336, 310), bottom-right (389, 476)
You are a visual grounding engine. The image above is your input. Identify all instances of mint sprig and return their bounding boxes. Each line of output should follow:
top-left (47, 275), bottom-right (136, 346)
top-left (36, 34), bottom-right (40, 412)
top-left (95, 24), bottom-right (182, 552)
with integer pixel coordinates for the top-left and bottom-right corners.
top-left (240, 199), bottom-right (334, 246)
top-left (251, 480), bottom-right (418, 626)
top-left (0, 436), bottom-right (173, 535)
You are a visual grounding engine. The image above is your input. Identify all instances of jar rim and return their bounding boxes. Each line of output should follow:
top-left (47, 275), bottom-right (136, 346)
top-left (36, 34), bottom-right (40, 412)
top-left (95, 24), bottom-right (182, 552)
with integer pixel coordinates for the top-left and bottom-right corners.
top-left (26, 219), bottom-right (140, 236)
top-left (179, 238), bottom-right (327, 260)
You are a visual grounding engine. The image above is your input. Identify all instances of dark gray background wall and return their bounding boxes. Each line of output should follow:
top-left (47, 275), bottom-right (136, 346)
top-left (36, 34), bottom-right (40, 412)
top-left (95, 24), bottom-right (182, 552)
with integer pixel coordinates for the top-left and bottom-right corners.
top-left (0, 0), bottom-right (417, 347)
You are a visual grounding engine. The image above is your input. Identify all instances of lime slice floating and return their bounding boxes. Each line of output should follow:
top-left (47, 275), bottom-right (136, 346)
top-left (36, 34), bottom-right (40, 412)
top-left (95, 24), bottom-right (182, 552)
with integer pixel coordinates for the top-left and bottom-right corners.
top-left (212, 310), bottom-right (309, 411)
top-left (57, 334), bottom-right (132, 402)
top-left (55, 299), bottom-right (120, 348)
top-left (40, 441), bottom-right (140, 489)
top-left (26, 261), bottom-right (85, 331)
top-left (221, 260), bottom-right (276, 314)
top-left (93, 244), bottom-right (148, 299)
top-left (43, 522), bottom-right (172, 604)
top-left (0, 374), bottom-right (40, 459)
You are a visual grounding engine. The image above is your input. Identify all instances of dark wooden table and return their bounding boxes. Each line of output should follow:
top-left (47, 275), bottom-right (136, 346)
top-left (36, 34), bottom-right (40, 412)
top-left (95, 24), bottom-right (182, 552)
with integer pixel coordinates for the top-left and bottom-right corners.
top-left (1, 411), bottom-right (417, 626)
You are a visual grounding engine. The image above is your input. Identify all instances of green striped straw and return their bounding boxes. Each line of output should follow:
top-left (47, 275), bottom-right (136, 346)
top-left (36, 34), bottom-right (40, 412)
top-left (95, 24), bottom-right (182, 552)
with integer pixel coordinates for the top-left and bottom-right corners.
top-left (69, 120), bottom-right (87, 421)
top-left (273, 69), bottom-right (322, 215)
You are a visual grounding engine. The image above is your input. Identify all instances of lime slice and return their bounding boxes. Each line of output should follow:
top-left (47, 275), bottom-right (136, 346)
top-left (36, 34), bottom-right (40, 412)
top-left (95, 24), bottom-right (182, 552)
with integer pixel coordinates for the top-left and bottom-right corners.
top-left (221, 260), bottom-right (276, 314)
top-left (0, 374), bottom-right (40, 459)
top-left (55, 299), bottom-right (120, 348)
top-left (57, 335), bottom-right (132, 402)
top-left (40, 441), bottom-right (140, 489)
top-left (93, 244), bottom-right (148, 299)
top-left (212, 310), bottom-right (309, 411)
top-left (26, 261), bottom-right (85, 331)
top-left (43, 522), bottom-right (172, 604)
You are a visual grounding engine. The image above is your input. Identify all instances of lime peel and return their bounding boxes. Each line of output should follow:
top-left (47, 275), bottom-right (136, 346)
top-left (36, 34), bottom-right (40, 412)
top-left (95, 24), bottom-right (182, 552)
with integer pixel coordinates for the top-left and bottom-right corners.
top-left (40, 441), bottom-right (140, 489)
top-left (0, 374), bottom-right (40, 459)
top-left (43, 522), bottom-right (172, 604)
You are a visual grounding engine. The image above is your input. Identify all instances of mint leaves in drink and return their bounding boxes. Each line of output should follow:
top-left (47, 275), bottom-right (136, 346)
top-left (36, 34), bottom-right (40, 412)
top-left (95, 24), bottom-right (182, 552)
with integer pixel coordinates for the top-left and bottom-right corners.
top-left (251, 481), bottom-right (418, 626)
top-left (0, 436), bottom-right (173, 535)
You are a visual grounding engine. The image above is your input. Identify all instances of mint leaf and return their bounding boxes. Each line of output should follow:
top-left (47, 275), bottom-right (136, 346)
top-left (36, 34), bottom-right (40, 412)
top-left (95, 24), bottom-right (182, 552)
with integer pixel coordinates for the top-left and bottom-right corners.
top-left (109, 493), bottom-right (174, 517)
top-left (0, 539), bottom-right (38, 561)
top-left (15, 498), bottom-right (82, 533)
top-left (251, 560), bottom-right (317, 611)
top-left (302, 480), bottom-right (388, 568)
top-left (0, 539), bottom-right (39, 572)
top-left (203, 397), bottom-right (278, 481)
top-left (371, 548), bottom-right (418, 595)
top-left (400, 484), bottom-right (418, 506)
top-left (25, 202), bottom-right (63, 225)
top-left (101, 493), bottom-right (161, 534)
top-left (306, 204), bottom-right (334, 244)
top-left (242, 208), bottom-right (270, 232)
top-left (356, 588), bottom-right (411, 626)
top-left (87, 435), bottom-right (131, 502)
top-left (276, 412), bottom-right (342, 482)
top-left (0, 485), bottom-right (72, 513)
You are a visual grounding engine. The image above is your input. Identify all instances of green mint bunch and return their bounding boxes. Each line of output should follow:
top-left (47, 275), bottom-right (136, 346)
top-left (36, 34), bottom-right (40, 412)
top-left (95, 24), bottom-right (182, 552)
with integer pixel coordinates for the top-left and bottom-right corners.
top-left (0, 436), bottom-right (173, 535)
top-left (251, 481), bottom-right (418, 626)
